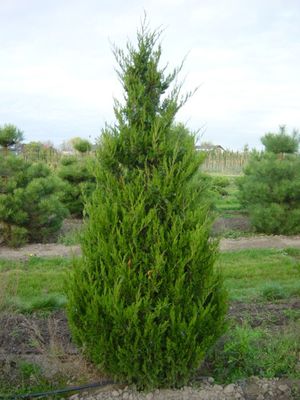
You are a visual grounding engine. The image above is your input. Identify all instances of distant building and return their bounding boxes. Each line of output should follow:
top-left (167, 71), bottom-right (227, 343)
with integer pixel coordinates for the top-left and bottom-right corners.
top-left (195, 144), bottom-right (225, 152)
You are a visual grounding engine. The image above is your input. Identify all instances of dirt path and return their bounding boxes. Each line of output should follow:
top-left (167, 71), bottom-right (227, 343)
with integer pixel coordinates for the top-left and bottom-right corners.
top-left (1, 235), bottom-right (300, 260)
top-left (219, 234), bottom-right (300, 251)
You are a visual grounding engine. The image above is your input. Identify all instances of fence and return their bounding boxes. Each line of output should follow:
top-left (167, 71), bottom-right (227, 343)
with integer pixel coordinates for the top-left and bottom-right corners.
top-left (16, 147), bottom-right (250, 175)
top-left (201, 151), bottom-right (249, 175)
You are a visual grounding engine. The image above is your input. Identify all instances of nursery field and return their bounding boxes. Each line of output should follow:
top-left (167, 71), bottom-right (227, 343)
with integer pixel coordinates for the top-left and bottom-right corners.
top-left (0, 248), bottom-right (300, 396)
top-left (1, 166), bottom-right (300, 398)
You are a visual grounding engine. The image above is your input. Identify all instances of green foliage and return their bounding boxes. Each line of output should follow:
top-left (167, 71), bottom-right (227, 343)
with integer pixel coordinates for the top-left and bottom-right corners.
top-left (207, 324), bottom-right (300, 383)
top-left (0, 123), bottom-right (23, 150)
top-left (261, 126), bottom-right (300, 154)
top-left (11, 293), bottom-right (67, 314)
top-left (0, 359), bottom-right (66, 397)
top-left (72, 137), bottom-right (92, 153)
top-left (4, 226), bottom-right (28, 248)
top-left (238, 128), bottom-right (300, 235)
top-left (261, 282), bottom-right (286, 301)
top-left (57, 226), bottom-right (82, 246)
top-left (0, 154), bottom-right (68, 246)
top-left (211, 175), bottom-right (230, 196)
top-left (57, 155), bottom-right (95, 217)
top-left (66, 22), bottom-right (227, 389)
top-left (220, 248), bottom-right (300, 302)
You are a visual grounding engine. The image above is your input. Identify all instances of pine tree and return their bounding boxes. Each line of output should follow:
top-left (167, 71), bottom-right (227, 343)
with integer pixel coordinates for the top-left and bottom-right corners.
top-left (261, 125), bottom-right (300, 154)
top-left (238, 127), bottom-right (300, 234)
top-left (0, 124), bottom-right (23, 155)
top-left (57, 155), bottom-right (95, 217)
top-left (66, 22), bottom-right (227, 389)
top-left (0, 128), bottom-right (67, 246)
top-left (72, 137), bottom-right (92, 154)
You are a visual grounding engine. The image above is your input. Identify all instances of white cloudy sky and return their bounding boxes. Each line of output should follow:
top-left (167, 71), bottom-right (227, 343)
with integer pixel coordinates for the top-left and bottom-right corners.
top-left (0, 0), bottom-right (299, 150)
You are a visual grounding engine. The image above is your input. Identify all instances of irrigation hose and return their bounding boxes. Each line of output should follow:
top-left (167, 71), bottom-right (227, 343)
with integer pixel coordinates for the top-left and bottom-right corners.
top-left (0, 379), bottom-right (117, 399)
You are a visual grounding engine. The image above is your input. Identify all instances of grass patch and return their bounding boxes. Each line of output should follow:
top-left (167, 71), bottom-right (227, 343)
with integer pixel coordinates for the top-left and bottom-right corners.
top-left (1, 248), bottom-right (299, 311)
top-left (0, 257), bottom-right (71, 313)
top-left (0, 360), bottom-right (65, 397)
top-left (57, 228), bottom-right (81, 246)
top-left (221, 230), bottom-right (255, 239)
top-left (214, 176), bottom-right (243, 213)
top-left (283, 309), bottom-right (300, 321)
top-left (261, 282), bottom-right (287, 301)
top-left (206, 322), bottom-right (300, 383)
top-left (218, 248), bottom-right (300, 302)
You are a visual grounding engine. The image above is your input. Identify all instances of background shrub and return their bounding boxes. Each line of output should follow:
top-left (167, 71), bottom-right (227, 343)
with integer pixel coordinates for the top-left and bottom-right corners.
top-left (261, 125), bottom-right (300, 154)
top-left (0, 151), bottom-right (67, 246)
top-left (72, 137), bottom-right (92, 154)
top-left (238, 127), bottom-right (300, 235)
top-left (57, 155), bottom-right (95, 217)
top-left (0, 124), bottom-right (23, 154)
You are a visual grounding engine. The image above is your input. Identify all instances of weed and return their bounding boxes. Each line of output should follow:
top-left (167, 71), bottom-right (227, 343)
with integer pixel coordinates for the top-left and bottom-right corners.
top-left (0, 257), bottom-right (70, 313)
top-left (261, 283), bottom-right (286, 301)
top-left (57, 228), bottom-right (81, 246)
top-left (19, 361), bottom-right (42, 380)
top-left (206, 323), bottom-right (300, 383)
top-left (221, 230), bottom-right (254, 239)
top-left (220, 248), bottom-right (300, 302)
top-left (283, 309), bottom-right (300, 321)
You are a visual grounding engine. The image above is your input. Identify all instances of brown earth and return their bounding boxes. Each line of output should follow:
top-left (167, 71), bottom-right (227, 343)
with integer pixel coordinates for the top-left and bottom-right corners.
top-left (1, 235), bottom-right (300, 261)
top-left (1, 218), bottom-right (300, 398)
top-left (1, 300), bottom-right (299, 399)
top-left (0, 311), bottom-right (105, 390)
top-left (1, 216), bottom-right (300, 260)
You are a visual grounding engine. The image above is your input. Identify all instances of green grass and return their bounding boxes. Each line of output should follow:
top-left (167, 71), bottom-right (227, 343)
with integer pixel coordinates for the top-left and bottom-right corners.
top-left (1, 248), bottom-right (299, 312)
top-left (0, 248), bottom-right (300, 387)
top-left (0, 360), bottom-right (65, 397)
top-left (57, 227), bottom-right (81, 246)
top-left (218, 248), bottom-right (300, 301)
top-left (0, 257), bottom-right (71, 313)
top-left (206, 322), bottom-right (300, 383)
top-left (214, 176), bottom-right (243, 213)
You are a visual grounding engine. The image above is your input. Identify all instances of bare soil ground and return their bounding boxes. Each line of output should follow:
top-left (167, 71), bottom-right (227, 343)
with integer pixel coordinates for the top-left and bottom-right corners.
top-left (1, 235), bottom-right (300, 260)
top-left (1, 216), bottom-right (300, 259)
top-left (0, 311), bottom-right (105, 390)
top-left (1, 218), bottom-right (300, 398)
top-left (1, 301), bottom-right (299, 399)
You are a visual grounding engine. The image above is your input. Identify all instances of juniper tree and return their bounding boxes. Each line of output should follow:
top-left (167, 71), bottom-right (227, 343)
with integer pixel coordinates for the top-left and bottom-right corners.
top-left (66, 22), bottom-right (227, 389)
top-left (238, 127), bottom-right (300, 234)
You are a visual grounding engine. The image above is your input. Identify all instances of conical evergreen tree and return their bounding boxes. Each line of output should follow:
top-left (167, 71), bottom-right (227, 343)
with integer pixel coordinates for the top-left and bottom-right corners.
top-left (66, 22), bottom-right (227, 389)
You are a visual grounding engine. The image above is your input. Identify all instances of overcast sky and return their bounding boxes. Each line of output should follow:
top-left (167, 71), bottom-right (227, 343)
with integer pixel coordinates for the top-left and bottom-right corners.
top-left (0, 0), bottom-right (299, 150)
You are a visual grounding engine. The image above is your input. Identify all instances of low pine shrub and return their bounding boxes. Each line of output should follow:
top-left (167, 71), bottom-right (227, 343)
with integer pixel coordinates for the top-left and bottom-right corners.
top-left (57, 155), bottom-right (95, 217)
top-left (0, 154), bottom-right (67, 246)
top-left (238, 127), bottom-right (300, 235)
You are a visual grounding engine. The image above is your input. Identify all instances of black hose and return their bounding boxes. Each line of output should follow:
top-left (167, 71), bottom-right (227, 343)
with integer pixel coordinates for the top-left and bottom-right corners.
top-left (0, 379), bottom-right (117, 399)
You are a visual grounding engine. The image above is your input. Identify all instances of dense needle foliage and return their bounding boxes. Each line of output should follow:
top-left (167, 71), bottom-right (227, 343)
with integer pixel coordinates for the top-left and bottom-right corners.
top-left (0, 124), bottom-right (23, 153)
top-left (57, 155), bottom-right (95, 217)
top-left (66, 23), bottom-right (227, 389)
top-left (0, 129), bottom-right (67, 246)
top-left (238, 127), bottom-right (300, 234)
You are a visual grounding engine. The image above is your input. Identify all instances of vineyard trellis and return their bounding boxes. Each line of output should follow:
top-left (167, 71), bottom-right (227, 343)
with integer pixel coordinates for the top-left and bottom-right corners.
top-left (201, 150), bottom-right (250, 175)
top-left (17, 147), bottom-right (250, 175)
